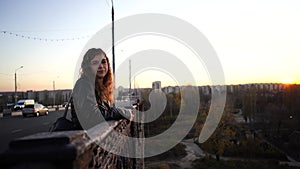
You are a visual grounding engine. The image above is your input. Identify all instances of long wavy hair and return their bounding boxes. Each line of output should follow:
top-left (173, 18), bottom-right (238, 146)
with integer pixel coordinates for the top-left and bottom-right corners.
top-left (80, 48), bottom-right (114, 104)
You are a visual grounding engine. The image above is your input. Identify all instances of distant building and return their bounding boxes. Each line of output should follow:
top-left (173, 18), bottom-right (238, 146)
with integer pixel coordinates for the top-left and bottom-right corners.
top-left (201, 85), bottom-right (211, 95)
top-left (174, 86), bottom-right (180, 93)
top-left (152, 81), bottom-right (161, 90)
top-left (162, 86), bottom-right (180, 94)
top-left (227, 85), bottom-right (234, 93)
top-left (163, 86), bottom-right (173, 94)
top-left (26, 90), bottom-right (35, 99)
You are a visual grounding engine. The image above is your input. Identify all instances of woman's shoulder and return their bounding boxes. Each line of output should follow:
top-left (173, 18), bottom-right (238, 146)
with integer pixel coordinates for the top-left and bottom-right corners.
top-left (72, 77), bottom-right (95, 98)
top-left (74, 77), bottom-right (93, 89)
top-left (75, 77), bottom-right (92, 84)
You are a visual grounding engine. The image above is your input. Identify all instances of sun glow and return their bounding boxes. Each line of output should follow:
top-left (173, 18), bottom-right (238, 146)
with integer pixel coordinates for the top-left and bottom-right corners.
top-left (280, 78), bottom-right (295, 84)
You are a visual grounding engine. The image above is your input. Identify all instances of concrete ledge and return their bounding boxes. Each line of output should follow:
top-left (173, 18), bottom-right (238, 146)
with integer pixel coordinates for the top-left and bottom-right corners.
top-left (9, 131), bottom-right (87, 149)
top-left (1, 131), bottom-right (88, 168)
top-left (0, 120), bottom-right (128, 169)
top-left (0, 118), bottom-right (142, 169)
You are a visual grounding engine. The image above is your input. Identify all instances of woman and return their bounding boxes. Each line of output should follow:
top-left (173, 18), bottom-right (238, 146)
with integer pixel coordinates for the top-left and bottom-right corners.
top-left (72, 48), bottom-right (133, 129)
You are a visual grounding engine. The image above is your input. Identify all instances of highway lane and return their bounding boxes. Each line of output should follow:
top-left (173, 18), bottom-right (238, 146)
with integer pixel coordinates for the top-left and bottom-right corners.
top-left (0, 109), bottom-right (64, 153)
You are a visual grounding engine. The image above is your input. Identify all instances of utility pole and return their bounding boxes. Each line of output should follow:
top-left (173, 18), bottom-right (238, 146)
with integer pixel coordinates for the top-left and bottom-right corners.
top-left (14, 73), bottom-right (17, 103)
top-left (14, 66), bottom-right (23, 104)
top-left (111, 0), bottom-right (115, 75)
top-left (53, 80), bottom-right (55, 108)
top-left (129, 59), bottom-right (131, 95)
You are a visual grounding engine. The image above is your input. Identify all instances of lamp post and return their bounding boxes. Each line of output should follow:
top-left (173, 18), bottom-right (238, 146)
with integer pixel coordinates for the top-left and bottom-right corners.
top-left (14, 66), bottom-right (23, 104)
top-left (53, 80), bottom-right (55, 108)
top-left (53, 76), bottom-right (59, 109)
top-left (111, 0), bottom-right (115, 75)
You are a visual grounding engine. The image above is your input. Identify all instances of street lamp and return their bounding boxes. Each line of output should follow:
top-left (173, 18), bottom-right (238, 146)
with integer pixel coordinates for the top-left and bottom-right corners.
top-left (15, 66), bottom-right (24, 104)
top-left (53, 76), bottom-right (59, 109)
top-left (53, 80), bottom-right (55, 108)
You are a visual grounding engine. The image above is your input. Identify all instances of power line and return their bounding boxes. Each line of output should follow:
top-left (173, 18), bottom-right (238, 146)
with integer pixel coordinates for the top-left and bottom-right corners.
top-left (0, 30), bottom-right (91, 42)
top-left (0, 73), bottom-right (13, 76)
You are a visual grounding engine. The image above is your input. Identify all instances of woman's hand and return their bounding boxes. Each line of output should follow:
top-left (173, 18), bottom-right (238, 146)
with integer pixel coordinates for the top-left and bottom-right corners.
top-left (129, 110), bottom-right (135, 121)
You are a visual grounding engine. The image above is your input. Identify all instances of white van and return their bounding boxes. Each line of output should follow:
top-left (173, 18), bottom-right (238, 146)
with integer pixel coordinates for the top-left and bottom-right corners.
top-left (14, 99), bottom-right (35, 111)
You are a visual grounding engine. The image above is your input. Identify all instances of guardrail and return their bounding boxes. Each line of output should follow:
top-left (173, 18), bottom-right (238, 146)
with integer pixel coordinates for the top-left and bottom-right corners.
top-left (0, 119), bottom-right (144, 169)
top-left (0, 109), bottom-right (12, 117)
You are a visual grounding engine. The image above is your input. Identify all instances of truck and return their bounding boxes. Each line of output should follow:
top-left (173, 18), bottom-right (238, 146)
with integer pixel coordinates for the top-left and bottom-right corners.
top-left (13, 99), bottom-right (35, 111)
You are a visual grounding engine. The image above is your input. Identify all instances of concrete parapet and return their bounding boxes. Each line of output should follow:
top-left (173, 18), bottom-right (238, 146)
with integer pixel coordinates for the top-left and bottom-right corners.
top-left (0, 119), bottom-right (144, 169)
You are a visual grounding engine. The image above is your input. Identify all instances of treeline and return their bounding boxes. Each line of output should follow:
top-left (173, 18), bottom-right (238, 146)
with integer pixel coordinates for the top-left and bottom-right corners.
top-left (241, 84), bottom-right (300, 137)
top-left (138, 84), bottom-right (300, 160)
top-left (139, 84), bottom-right (300, 134)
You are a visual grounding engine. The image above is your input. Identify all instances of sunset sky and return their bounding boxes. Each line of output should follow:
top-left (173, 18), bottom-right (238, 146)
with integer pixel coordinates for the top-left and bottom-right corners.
top-left (0, 0), bottom-right (299, 92)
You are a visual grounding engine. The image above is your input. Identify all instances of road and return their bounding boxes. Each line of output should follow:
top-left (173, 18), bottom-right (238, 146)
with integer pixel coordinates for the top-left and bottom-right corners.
top-left (0, 109), bottom-right (64, 153)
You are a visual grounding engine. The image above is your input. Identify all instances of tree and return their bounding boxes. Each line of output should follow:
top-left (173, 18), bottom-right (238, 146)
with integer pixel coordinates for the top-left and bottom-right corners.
top-left (242, 85), bottom-right (257, 124)
top-left (199, 112), bottom-right (237, 161)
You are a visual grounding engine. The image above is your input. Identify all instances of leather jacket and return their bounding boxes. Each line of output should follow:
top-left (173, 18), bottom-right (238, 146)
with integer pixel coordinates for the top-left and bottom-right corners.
top-left (72, 77), bottom-right (131, 129)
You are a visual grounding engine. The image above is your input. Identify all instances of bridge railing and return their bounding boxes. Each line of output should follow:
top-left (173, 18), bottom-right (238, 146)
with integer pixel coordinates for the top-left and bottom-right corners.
top-left (0, 119), bottom-right (144, 169)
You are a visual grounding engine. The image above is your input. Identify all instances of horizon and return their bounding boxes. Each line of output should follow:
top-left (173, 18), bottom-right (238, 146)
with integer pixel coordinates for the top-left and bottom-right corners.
top-left (1, 0), bottom-right (300, 91)
top-left (0, 81), bottom-right (297, 93)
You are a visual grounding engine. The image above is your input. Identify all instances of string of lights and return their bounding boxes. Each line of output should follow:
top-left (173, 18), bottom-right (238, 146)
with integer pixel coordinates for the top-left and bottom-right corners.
top-left (0, 30), bottom-right (91, 42)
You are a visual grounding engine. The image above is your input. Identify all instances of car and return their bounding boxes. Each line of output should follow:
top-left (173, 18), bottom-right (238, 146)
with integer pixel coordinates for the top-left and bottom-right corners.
top-left (14, 99), bottom-right (35, 111)
top-left (22, 103), bottom-right (48, 117)
top-left (6, 103), bottom-right (15, 110)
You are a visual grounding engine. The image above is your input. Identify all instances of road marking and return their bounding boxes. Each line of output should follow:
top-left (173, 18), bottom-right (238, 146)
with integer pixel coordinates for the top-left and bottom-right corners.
top-left (11, 129), bottom-right (23, 133)
top-left (43, 122), bottom-right (50, 125)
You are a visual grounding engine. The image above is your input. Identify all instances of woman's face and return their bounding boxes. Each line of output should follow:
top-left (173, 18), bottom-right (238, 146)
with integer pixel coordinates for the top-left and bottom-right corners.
top-left (90, 54), bottom-right (108, 79)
